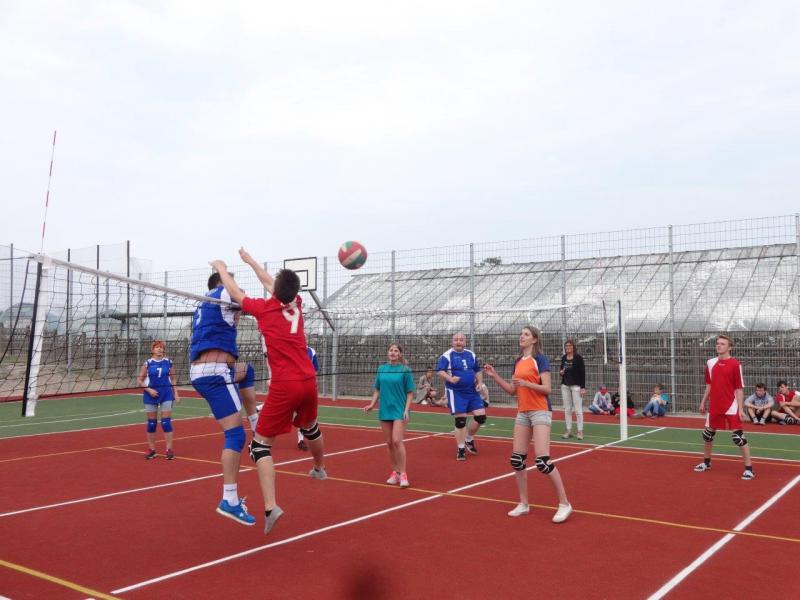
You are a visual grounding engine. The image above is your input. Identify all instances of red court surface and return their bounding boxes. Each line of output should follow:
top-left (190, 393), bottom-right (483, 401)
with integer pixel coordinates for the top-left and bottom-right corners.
top-left (1, 420), bottom-right (798, 599)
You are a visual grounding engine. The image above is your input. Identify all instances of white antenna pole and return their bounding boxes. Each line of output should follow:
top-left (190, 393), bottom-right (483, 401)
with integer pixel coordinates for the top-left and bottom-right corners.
top-left (40, 130), bottom-right (57, 253)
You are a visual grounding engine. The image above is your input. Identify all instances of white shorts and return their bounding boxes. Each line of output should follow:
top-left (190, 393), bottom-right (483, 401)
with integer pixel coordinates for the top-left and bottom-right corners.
top-left (515, 410), bottom-right (552, 427)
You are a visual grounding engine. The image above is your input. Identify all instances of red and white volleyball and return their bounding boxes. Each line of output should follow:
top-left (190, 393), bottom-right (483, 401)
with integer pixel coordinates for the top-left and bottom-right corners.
top-left (338, 241), bottom-right (368, 270)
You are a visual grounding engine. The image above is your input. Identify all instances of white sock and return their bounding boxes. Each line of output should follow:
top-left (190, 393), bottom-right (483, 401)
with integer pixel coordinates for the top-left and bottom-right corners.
top-left (466, 436), bottom-right (474, 442)
top-left (223, 484), bottom-right (239, 505)
top-left (247, 413), bottom-right (259, 431)
top-left (458, 444), bottom-right (465, 449)
top-left (297, 430), bottom-right (304, 443)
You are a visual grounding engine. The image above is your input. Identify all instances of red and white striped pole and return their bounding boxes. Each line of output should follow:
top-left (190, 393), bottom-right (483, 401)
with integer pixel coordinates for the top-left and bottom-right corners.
top-left (40, 130), bottom-right (57, 253)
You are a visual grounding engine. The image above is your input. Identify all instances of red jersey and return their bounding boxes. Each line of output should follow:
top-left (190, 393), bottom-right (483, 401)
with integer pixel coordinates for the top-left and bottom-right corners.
top-left (240, 295), bottom-right (316, 382)
top-left (777, 390), bottom-right (797, 405)
top-left (704, 356), bottom-right (743, 415)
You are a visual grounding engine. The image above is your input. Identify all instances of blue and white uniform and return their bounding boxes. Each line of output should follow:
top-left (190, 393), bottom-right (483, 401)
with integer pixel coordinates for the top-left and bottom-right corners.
top-left (190, 285), bottom-right (242, 420)
top-left (437, 348), bottom-right (483, 415)
top-left (307, 346), bottom-right (319, 373)
top-left (143, 358), bottom-right (174, 405)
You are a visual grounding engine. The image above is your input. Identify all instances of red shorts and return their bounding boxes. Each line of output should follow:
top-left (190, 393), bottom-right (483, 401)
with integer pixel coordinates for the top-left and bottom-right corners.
top-left (255, 377), bottom-right (318, 438)
top-left (706, 412), bottom-right (743, 430)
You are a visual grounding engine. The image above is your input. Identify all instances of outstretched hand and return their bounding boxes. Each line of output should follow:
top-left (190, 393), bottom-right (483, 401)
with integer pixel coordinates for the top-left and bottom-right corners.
top-left (209, 259), bottom-right (227, 273)
top-left (239, 247), bottom-right (255, 265)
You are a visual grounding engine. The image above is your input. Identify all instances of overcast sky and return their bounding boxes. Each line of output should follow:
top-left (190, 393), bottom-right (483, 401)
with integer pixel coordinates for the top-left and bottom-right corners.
top-left (1, 1), bottom-right (798, 271)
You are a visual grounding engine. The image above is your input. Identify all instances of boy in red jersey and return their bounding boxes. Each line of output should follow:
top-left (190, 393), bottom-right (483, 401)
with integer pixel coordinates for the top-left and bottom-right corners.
top-left (694, 334), bottom-right (754, 480)
top-left (210, 248), bottom-right (326, 534)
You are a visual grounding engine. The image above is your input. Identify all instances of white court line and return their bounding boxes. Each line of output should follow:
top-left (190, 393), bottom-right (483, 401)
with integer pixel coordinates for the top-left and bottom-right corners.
top-left (0, 410), bottom-right (143, 429)
top-left (647, 473), bottom-right (800, 600)
top-left (112, 426), bottom-right (665, 594)
top-left (0, 432), bottom-right (438, 518)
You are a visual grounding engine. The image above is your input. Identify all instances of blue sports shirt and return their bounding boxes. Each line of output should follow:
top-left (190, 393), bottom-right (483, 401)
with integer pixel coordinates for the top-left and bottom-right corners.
top-left (307, 346), bottom-right (319, 373)
top-left (190, 285), bottom-right (239, 361)
top-left (145, 358), bottom-right (174, 401)
top-left (437, 348), bottom-right (481, 393)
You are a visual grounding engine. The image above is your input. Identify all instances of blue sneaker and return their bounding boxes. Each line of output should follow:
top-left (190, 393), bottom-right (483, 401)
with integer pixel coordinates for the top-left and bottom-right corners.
top-left (216, 498), bottom-right (256, 526)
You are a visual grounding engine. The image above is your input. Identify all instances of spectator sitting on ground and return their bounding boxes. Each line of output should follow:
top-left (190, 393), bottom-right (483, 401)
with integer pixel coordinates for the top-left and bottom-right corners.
top-left (611, 391), bottom-right (635, 418)
top-left (641, 384), bottom-right (670, 418)
top-left (775, 381), bottom-right (800, 423)
top-left (415, 368), bottom-right (438, 405)
top-left (744, 383), bottom-right (774, 425)
top-left (588, 385), bottom-right (613, 415)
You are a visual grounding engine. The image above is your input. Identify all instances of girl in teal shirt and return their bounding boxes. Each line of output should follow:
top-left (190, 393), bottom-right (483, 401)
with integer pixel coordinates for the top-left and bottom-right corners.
top-left (364, 343), bottom-right (415, 488)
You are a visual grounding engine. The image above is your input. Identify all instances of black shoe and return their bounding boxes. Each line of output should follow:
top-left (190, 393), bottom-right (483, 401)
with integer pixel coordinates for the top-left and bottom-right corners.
top-left (297, 440), bottom-right (308, 451)
top-left (456, 447), bottom-right (467, 461)
top-left (144, 449), bottom-right (157, 460)
top-left (465, 440), bottom-right (478, 455)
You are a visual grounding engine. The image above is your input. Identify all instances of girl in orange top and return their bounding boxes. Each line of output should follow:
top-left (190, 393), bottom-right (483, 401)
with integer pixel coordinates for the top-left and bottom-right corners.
top-left (484, 326), bottom-right (572, 523)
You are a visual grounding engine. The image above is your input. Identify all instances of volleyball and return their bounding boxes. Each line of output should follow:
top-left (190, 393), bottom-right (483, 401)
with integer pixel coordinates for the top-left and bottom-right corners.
top-left (338, 241), bottom-right (368, 270)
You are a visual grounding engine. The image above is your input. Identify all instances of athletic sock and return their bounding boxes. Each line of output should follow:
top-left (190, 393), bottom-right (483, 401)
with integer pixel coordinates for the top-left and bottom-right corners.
top-left (458, 444), bottom-right (465, 449)
top-left (744, 465), bottom-right (753, 472)
top-left (703, 458), bottom-right (711, 467)
top-left (465, 436), bottom-right (474, 443)
top-left (247, 413), bottom-right (258, 431)
top-left (265, 509), bottom-right (273, 518)
top-left (223, 484), bottom-right (239, 505)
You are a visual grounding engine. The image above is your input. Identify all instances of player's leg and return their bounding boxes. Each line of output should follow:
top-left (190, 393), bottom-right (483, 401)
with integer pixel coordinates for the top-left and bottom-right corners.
top-left (380, 420), bottom-right (399, 480)
top-left (508, 416), bottom-right (532, 516)
top-left (233, 363), bottom-right (259, 431)
top-left (248, 431), bottom-right (284, 533)
top-left (730, 418), bottom-right (754, 479)
top-left (532, 414), bottom-right (571, 523)
top-left (561, 384), bottom-right (574, 438)
top-left (160, 401), bottom-right (174, 459)
top-left (295, 378), bottom-right (326, 476)
top-left (746, 406), bottom-right (757, 423)
top-left (392, 419), bottom-right (408, 485)
top-left (465, 399), bottom-right (486, 454)
top-left (296, 427), bottom-right (308, 451)
top-left (695, 414), bottom-right (716, 471)
top-left (144, 406), bottom-right (158, 459)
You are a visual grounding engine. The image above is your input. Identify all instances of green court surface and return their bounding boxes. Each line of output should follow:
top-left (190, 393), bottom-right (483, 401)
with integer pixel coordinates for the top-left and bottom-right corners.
top-left (1, 395), bottom-right (798, 463)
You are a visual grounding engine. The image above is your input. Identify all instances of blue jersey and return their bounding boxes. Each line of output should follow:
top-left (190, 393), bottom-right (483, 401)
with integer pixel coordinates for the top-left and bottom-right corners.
top-left (437, 348), bottom-right (481, 394)
top-left (307, 346), bottom-right (319, 373)
top-left (190, 285), bottom-right (239, 361)
top-left (144, 358), bottom-right (174, 401)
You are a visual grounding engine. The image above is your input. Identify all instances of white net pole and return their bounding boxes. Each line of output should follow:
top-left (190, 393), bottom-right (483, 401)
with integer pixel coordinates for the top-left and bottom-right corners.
top-left (618, 299), bottom-right (628, 440)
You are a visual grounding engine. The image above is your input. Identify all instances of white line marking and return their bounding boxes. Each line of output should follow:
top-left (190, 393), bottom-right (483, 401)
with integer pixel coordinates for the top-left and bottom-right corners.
top-left (647, 474), bottom-right (800, 600)
top-left (112, 426), bottom-right (665, 593)
top-left (0, 410), bottom-right (142, 429)
top-left (0, 432), bottom-right (438, 518)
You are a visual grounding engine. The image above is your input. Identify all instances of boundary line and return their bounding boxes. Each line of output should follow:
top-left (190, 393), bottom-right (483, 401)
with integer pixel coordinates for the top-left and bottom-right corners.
top-left (647, 474), bottom-right (800, 599)
top-left (0, 558), bottom-right (121, 600)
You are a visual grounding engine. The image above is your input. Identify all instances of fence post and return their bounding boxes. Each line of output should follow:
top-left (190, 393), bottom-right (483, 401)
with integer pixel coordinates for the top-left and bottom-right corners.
top-left (332, 326), bottom-right (339, 401)
top-left (322, 256), bottom-right (329, 397)
top-left (67, 248), bottom-right (72, 392)
top-left (126, 240), bottom-right (131, 374)
top-left (560, 235), bottom-right (567, 343)
top-left (8, 243), bottom-right (12, 314)
top-left (95, 244), bottom-right (100, 370)
top-left (796, 214), bottom-right (799, 332)
top-left (469, 243), bottom-right (475, 346)
top-left (669, 225), bottom-right (677, 412)
top-left (137, 272), bottom-right (143, 371)
top-left (390, 250), bottom-right (396, 339)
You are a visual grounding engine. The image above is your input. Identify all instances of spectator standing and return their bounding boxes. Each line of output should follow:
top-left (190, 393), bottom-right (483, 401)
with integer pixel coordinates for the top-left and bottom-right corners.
top-left (559, 339), bottom-right (586, 440)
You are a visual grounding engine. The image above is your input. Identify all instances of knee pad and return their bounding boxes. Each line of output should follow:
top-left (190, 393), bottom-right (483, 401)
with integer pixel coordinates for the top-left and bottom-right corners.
top-left (535, 455), bottom-right (555, 474)
top-left (146, 419), bottom-right (157, 433)
top-left (300, 422), bottom-right (322, 441)
top-left (731, 430), bottom-right (748, 447)
top-left (702, 427), bottom-right (716, 442)
top-left (510, 452), bottom-right (527, 471)
top-left (160, 417), bottom-right (173, 433)
top-left (248, 438), bottom-right (272, 464)
top-left (223, 425), bottom-right (246, 452)
top-left (240, 363), bottom-right (256, 389)
top-left (473, 414), bottom-right (487, 425)
top-left (454, 417), bottom-right (468, 429)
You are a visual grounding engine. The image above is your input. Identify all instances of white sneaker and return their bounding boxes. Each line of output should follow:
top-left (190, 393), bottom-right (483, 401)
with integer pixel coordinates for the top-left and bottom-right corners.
top-left (694, 462), bottom-right (711, 472)
top-left (421, 400), bottom-right (428, 405)
top-left (386, 471), bottom-right (400, 485)
top-left (741, 469), bottom-right (756, 481)
top-left (552, 503), bottom-right (573, 523)
top-left (309, 466), bottom-right (327, 480)
top-left (507, 503), bottom-right (530, 517)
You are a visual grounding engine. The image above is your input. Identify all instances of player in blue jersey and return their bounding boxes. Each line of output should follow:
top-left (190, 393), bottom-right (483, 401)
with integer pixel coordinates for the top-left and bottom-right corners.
top-left (136, 340), bottom-right (180, 460)
top-left (437, 332), bottom-right (487, 461)
top-left (190, 272), bottom-right (255, 526)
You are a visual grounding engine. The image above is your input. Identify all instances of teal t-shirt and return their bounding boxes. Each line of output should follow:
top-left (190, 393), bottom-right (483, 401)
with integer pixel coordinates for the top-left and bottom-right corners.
top-left (374, 363), bottom-right (415, 421)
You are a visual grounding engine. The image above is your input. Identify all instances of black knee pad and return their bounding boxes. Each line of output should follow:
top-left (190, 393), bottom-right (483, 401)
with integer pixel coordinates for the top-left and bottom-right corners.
top-left (454, 417), bottom-right (467, 429)
top-left (535, 455), bottom-right (555, 474)
top-left (248, 438), bottom-right (272, 464)
top-left (702, 427), bottom-right (716, 442)
top-left (300, 422), bottom-right (321, 441)
top-left (731, 430), bottom-right (748, 447)
top-left (473, 414), bottom-right (487, 425)
top-left (510, 452), bottom-right (527, 471)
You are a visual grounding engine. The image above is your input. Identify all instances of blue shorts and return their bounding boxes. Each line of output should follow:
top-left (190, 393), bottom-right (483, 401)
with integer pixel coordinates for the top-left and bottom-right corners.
top-left (143, 387), bottom-right (173, 406)
top-left (190, 363), bottom-right (242, 420)
top-left (447, 388), bottom-right (485, 415)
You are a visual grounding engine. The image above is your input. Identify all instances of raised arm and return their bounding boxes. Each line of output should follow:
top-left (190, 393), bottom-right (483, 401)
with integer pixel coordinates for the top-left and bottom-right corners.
top-left (483, 364), bottom-right (516, 396)
top-left (239, 247), bottom-right (275, 295)
top-left (209, 260), bottom-right (245, 304)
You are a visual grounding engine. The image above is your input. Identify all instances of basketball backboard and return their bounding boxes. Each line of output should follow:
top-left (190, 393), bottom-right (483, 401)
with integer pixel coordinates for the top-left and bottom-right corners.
top-left (283, 256), bottom-right (317, 291)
